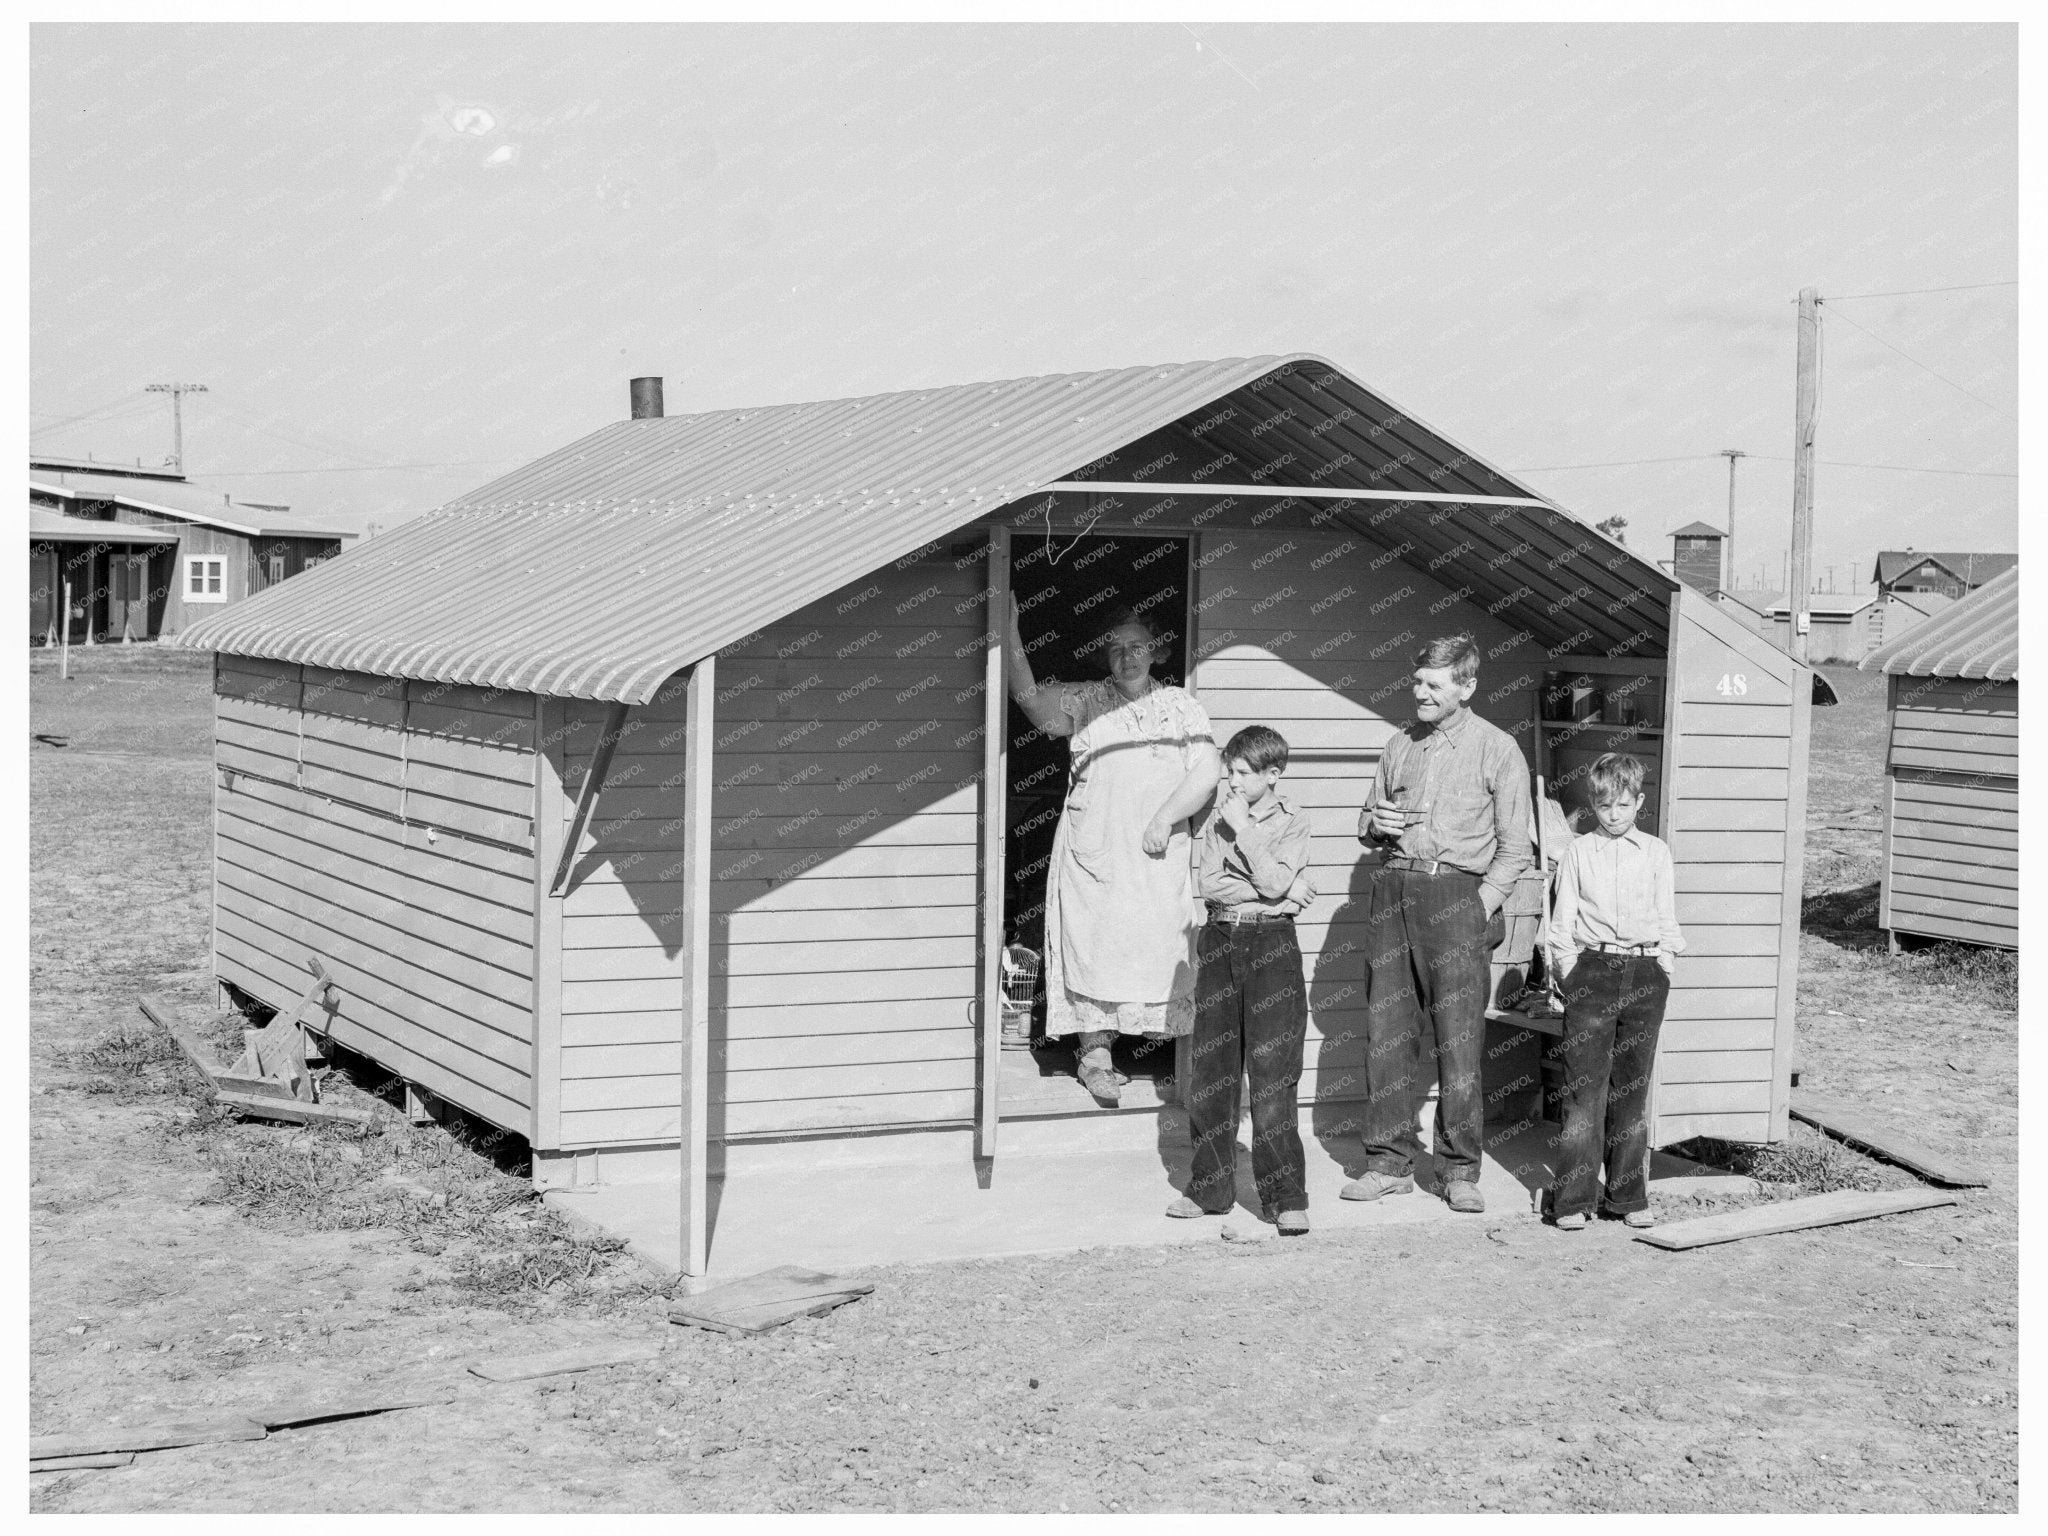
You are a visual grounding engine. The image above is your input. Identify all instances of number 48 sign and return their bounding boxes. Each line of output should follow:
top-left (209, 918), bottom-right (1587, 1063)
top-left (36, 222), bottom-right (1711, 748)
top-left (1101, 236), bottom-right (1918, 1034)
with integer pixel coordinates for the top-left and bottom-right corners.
top-left (1716, 673), bottom-right (1748, 697)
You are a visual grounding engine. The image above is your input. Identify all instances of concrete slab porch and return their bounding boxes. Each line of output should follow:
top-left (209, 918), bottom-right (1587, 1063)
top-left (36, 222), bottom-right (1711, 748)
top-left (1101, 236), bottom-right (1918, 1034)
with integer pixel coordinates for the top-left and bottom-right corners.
top-left (544, 1099), bottom-right (1748, 1283)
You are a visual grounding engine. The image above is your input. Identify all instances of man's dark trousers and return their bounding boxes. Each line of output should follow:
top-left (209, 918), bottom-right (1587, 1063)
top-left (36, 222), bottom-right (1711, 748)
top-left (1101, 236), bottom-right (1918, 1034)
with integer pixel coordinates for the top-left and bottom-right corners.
top-left (1556, 952), bottom-right (1669, 1219)
top-left (1185, 919), bottom-right (1309, 1215)
top-left (1361, 864), bottom-right (1500, 1187)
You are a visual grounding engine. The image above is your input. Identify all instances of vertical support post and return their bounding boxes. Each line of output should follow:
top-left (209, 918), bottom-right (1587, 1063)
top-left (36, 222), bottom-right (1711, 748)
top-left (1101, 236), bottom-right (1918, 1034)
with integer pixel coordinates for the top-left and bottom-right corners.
top-left (1175, 532), bottom-right (1202, 1100)
top-left (82, 551), bottom-right (96, 647)
top-left (1771, 648), bottom-right (1815, 1140)
top-left (1788, 286), bottom-right (1820, 663)
top-left (59, 580), bottom-right (72, 680)
top-left (530, 694), bottom-right (567, 1156)
top-left (976, 525), bottom-right (1011, 1169)
top-left (679, 656), bottom-right (716, 1276)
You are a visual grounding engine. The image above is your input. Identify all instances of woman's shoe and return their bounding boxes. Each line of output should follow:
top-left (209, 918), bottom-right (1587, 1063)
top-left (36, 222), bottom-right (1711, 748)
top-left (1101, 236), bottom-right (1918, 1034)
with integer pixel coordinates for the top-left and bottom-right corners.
top-left (1166, 1196), bottom-right (1227, 1219)
top-left (1555, 1212), bottom-right (1588, 1231)
top-left (1079, 1064), bottom-right (1122, 1106)
top-left (1623, 1209), bottom-right (1656, 1229)
top-left (1273, 1208), bottom-right (1310, 1236)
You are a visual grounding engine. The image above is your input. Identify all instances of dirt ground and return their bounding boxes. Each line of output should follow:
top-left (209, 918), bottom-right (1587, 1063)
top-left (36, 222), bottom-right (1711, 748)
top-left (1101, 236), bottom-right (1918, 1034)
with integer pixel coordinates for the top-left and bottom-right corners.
top-left (29, 650), bottom-right (2017, 1513)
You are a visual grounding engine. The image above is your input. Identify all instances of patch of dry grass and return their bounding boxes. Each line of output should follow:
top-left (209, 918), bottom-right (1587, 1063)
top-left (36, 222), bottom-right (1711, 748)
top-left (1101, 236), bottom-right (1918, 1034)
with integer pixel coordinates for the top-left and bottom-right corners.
top-left (183, 1095), bottom-right (674, 1313)
top-left (1674, 1125), bottom-right (1906, 1197)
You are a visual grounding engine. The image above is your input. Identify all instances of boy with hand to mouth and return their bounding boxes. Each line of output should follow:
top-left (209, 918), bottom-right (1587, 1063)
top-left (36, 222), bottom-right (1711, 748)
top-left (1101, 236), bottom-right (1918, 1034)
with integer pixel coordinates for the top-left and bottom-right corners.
top-left (1170, 726), bottom-right (1317, 1233)
top-left (1545, 752), bottom-right (1685, 1231)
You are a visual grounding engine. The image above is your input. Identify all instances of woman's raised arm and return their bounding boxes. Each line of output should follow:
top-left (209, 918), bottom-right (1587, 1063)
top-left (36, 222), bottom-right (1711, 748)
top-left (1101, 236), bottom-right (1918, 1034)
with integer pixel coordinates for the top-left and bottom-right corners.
top-left (1004, 591), bottom-right (1073, 738)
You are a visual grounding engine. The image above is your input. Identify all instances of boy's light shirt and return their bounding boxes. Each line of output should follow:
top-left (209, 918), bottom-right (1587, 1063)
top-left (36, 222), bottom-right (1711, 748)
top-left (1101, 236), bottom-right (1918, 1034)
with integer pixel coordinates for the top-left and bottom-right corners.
top-left (1546, 819), bottom-right (1686, 983)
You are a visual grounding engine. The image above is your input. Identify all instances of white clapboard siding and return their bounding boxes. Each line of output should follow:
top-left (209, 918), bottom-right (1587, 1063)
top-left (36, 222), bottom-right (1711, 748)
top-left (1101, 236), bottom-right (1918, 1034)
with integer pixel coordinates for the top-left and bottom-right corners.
top-left (549, 555), bottom-right (989, 1147)
top-left (1659, 589), bottom-right (1804, 1139)
top-left (211, 660), bottom-right (540, 1134)
top-left (1881, 675), bottom-right (2018, 948)
top-left (1190, 526), bottom-right (1543, 1098)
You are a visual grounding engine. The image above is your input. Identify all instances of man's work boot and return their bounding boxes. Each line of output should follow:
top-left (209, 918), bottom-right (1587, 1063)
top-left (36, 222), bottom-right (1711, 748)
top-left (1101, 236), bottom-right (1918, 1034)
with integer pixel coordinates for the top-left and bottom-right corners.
top-left (1445, 1180), bottom-right (1485, 1214)
top-left (1338, 1171), bottom-right (1414, 1202)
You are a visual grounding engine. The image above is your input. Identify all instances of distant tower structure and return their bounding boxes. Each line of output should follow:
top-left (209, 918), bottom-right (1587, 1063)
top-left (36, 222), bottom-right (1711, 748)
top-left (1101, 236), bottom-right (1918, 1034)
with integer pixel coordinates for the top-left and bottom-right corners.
top-left (1670, 521), bottom-right (1726, 595)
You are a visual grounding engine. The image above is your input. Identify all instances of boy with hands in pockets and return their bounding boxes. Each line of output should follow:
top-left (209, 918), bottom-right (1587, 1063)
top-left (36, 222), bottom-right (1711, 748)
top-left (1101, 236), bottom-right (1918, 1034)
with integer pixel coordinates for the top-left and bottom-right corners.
top-left (1546, 752), bottom-right (1685, 1231)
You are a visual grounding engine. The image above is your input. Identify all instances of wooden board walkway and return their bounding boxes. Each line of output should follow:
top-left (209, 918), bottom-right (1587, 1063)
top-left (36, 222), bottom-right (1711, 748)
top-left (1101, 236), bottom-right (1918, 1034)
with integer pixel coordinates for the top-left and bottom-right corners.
top-left (1789, 1095), bottom-right (1989, 1187)
top-left (1634, 1187), bottom-right (1957, 1251)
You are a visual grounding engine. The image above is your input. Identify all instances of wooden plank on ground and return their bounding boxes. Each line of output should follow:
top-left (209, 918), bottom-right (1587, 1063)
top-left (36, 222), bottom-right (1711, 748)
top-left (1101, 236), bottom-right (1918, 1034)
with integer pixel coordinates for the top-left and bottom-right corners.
top-left (252, 1390), bottom-right (457, 1430)
top-left (667, 1265), bottom-right (874, 1336)
top-left (214, 1091), bottom-right (378, 1128)
top-left (31, 1451), bottom-right (136, 1471)
top-left (467, 1342), bottom-right (666, 1383)
top-left (1789, 1097), bottom-right (1990, 1187)
top-left (30, 1418), bottom-right (268, 1460)
top-left (1633, 1188), bottom-right (1958, 1251)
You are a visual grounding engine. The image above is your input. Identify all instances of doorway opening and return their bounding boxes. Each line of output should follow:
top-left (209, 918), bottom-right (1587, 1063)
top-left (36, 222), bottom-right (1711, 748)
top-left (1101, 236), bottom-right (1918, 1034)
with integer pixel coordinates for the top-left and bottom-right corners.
top-left (1001, 530), bottom-right (1192, 1107)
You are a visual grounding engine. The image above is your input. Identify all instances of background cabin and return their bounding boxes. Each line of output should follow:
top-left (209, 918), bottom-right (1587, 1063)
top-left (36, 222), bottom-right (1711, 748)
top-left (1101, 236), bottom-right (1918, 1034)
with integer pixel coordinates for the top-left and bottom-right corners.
top-left (1861, 565), bottom-right (2018, 951)
top-left (180, 354), bottom-right (1812, 1273)
top-left (28, 457), bottom-right (352, 642)
top-left (1763, 593), bottom-right (1878, 662)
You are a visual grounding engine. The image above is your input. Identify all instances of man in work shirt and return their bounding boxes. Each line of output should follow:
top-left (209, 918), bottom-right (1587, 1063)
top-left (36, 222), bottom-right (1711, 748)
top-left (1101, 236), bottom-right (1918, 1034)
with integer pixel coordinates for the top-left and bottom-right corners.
top-left (1344, 633), bottom-right (1533, 1213)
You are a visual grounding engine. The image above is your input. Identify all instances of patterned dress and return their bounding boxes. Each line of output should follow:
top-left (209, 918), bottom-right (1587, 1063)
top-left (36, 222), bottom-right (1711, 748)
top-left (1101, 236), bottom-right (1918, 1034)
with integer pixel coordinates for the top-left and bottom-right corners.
top-left (1043, 680), bottom-right (1215, 1040)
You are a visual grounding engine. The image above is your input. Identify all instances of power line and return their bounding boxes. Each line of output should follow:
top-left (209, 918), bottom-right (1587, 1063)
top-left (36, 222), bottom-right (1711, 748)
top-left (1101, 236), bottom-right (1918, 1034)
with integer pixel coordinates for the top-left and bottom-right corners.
top-left (27, 391), bottom-right (152, 438)
top-left (1824, 280), bottom-right (2017, 301)
top-left (1749, 454), bottom-right (2016, 479)
top-left (1519, 454), bottom-right (1719, 471)
top-left (1820, 303), bottom-right (2017, 423)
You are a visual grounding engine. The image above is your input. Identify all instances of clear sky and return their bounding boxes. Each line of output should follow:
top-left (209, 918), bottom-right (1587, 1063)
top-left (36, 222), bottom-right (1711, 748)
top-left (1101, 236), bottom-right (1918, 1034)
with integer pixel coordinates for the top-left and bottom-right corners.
top-left (31, 22), bottom-right (2017, 589)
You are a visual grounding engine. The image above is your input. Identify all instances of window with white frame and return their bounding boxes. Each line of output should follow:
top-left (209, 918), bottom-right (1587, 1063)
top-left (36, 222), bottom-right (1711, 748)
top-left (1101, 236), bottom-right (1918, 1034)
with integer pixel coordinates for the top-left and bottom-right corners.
top-left (186, 556), bottom-right (227, 603)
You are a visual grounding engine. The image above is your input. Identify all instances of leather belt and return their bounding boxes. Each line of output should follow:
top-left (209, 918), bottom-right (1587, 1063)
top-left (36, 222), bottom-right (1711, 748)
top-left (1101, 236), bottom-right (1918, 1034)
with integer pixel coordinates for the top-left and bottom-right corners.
top-left (1379, 854), bottom-right (1473, 877)
top-left (1588, 941), bottom-right (1659, 955)
top-left (1206, 904), bottom-right (1295, 926)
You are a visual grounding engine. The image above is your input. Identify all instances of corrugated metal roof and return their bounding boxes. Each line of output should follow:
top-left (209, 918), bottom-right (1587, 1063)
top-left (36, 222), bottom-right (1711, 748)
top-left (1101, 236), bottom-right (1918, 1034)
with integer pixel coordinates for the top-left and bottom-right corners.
top-left (29, 506), bottom-right (180, 543)
top-left (1862, 565), bottom-right (2017, 680)
top-left (30, 470), bottom-right (355, 540)
top-left (175, 353), bottom-right (1678, 704)
top-left (1872, 550), bottom-right (2018, 587)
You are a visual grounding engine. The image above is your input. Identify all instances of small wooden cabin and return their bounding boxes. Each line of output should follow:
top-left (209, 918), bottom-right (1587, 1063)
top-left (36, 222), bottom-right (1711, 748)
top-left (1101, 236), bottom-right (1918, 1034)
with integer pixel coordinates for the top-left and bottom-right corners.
top-left (1861, 565), bottom-right (2018, 950)
top-left (29, 458), bottom-right (352, 642)
top-left (178, 355), bottom-right (1811, 1273)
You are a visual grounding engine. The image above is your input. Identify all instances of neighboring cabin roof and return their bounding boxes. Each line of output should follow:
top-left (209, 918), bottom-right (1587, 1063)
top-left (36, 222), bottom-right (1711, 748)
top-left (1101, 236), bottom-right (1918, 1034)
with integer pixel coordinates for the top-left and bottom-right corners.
top-left (1862, 564), bottom-right (2018, 680)
top-left (1871, 550), bottom-right (2018, 587)
top-left (29, 505), bottom-right (180, 543)
top-left (1711, 587), bottom-right (1780, 615)
top-left (1671, 521), bottom-right (1725, 539)
top-left (29, 469), bottom-right (355, 540)
top-left (173, 353), bottom-right (1681, 705)
top-left (1764, 593), bottom-right (1877, 619)
top-left (1884, 589), bottom-right (1954, 621)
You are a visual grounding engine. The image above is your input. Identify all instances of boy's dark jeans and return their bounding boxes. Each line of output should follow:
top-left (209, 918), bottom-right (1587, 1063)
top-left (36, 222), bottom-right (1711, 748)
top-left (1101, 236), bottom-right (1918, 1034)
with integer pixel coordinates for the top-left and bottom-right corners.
top-left (1361, 866), bottom-right (1501, 1187)
top-left (1556, 951), bottom-right (1670, 1218)
top-left (1186, 919), bottom-right (1309, 1215)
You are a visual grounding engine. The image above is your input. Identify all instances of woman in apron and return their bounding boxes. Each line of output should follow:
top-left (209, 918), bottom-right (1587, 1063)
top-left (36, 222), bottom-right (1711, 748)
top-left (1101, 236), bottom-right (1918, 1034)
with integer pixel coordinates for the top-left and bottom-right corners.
top-left (1004, 597), bottom-right (1222, 1105)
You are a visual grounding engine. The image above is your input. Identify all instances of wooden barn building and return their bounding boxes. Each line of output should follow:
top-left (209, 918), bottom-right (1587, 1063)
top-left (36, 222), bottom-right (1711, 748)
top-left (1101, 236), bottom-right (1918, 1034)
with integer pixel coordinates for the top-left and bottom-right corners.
top-left (177, 355), bottom-right (1812, 1273)
top-left (1861, 564), bottom-right (2018, 951)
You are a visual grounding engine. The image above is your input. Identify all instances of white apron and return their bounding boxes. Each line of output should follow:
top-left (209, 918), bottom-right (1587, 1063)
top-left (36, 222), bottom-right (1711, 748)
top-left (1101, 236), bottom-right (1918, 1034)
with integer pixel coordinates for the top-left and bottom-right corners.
top-left (1042, 681), bottom-right (1212, 1039)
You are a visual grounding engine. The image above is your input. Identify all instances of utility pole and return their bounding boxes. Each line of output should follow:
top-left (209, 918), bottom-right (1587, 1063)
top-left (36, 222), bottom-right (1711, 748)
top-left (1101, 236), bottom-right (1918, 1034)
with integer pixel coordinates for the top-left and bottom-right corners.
top-left (1719, 449), bottom-right (1746, 591)
top-left (145, 382), bottom-right (209, 473)
top-left (1787, 287), bottom-right (1820, 662)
